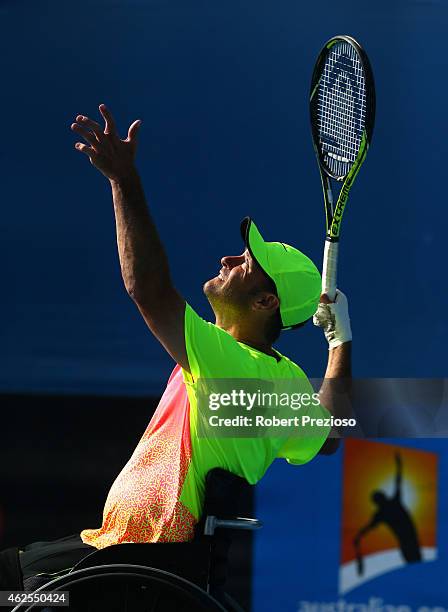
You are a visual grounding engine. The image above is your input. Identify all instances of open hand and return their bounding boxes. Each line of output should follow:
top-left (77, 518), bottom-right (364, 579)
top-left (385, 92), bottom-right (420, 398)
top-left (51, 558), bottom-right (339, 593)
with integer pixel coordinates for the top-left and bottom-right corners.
top-left (71, 104), bottom-right (141, 182)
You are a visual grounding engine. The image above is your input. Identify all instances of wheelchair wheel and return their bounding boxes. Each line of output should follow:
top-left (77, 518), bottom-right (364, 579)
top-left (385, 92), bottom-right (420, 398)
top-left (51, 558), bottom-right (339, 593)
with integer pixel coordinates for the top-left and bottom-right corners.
top-left (12, 564), bottom-right (228, 612)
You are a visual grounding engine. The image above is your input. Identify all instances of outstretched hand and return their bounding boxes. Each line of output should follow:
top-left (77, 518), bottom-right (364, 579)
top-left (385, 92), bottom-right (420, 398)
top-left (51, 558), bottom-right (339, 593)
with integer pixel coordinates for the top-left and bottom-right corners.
top-left (71, 104), bottom-right (141, 182)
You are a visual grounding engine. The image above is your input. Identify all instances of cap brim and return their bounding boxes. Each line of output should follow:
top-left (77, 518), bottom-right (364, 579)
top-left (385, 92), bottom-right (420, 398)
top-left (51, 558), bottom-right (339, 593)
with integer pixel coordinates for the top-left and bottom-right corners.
top-left (240, 217), bottom-right (271, 278)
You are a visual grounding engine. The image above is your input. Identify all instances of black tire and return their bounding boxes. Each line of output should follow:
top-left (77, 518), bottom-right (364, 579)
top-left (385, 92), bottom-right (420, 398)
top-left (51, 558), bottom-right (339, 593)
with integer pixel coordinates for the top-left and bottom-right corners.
top-left (11, 564), bottom-right (228, 612)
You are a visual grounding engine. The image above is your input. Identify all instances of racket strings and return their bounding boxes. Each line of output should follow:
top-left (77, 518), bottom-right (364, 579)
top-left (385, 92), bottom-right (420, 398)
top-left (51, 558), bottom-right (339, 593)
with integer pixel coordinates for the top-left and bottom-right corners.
top-left (317, 41), bottom-right (366, 178)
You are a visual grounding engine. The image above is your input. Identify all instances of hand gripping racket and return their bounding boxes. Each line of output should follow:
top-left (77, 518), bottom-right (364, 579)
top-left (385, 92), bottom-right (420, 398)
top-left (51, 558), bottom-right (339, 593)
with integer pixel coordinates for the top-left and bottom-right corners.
top-left (310, 35), bottom-right (375, 300)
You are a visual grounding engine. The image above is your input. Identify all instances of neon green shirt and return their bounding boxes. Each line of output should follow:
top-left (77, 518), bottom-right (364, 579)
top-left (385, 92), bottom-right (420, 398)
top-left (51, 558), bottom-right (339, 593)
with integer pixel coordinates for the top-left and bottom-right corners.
top-left (80, 304), bottom-right (330, 548)
top-left (181, 304), bottom-right (331, 520)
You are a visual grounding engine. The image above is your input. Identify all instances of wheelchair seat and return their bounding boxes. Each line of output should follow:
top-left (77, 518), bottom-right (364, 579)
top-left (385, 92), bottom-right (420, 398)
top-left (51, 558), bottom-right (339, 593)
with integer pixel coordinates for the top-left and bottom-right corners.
top-left (71, 541), bottom-right (212, 590)
top-left (13, 469), bottom-right (261, 611)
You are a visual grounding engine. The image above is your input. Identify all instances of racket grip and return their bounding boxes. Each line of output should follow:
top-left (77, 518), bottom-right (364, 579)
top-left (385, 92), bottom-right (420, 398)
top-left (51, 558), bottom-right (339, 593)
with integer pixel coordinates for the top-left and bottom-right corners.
top-left (322, 240), bottom-right (338, 302)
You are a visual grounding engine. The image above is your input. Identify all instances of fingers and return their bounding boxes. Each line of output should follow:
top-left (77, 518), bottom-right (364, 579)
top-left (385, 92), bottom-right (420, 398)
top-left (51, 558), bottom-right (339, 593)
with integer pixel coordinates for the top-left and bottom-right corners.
top-left (71, 122), bottom-right (99, 148)
top-left (320, 293), bottom-right (333, 304)
top-left (75, 115), bottom-right (103, 139)
top-left (73, 107), bottom-right (141, 145)
top-left (127, 119), bottom-right (142, 143)
top-left (74, 142), bottom-right (97, 159)
top-left (320, 290), bottom-right (347, 304)
top-left (99, 104), bottom-right (117, 135)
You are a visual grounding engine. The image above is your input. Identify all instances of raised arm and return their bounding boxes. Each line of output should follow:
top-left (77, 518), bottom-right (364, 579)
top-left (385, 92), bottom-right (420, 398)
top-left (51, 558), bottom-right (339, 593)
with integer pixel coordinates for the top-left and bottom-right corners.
top-left (314, 290), bottom-right (353, 454)
top-left (71, 104), bottom-right (188, 370)
top-left (354, 514), bottom-right (380, 545)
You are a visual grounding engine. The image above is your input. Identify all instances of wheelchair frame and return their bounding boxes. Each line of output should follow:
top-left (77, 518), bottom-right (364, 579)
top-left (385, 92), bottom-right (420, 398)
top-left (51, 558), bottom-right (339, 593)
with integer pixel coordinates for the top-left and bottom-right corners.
top-left (12, 469), bottom-right (262, 612)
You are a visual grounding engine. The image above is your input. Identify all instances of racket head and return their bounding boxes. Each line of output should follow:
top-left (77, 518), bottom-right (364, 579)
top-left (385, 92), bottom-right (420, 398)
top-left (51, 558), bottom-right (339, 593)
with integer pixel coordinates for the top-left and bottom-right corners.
top-left (310, 35), bottom-right (376, 181)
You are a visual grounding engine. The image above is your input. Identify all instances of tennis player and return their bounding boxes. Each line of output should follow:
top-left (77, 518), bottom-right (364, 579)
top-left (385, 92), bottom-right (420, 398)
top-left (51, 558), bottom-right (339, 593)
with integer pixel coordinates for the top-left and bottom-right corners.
top-left (71, 102), bottom-right (352, 543)
top-left (0, 104), bottom-right (353, 593)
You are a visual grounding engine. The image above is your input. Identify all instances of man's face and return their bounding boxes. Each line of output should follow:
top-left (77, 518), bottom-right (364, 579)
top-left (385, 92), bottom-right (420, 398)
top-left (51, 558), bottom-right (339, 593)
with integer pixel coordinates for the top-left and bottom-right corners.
top-left (204, 249), bottom-right (271, 315)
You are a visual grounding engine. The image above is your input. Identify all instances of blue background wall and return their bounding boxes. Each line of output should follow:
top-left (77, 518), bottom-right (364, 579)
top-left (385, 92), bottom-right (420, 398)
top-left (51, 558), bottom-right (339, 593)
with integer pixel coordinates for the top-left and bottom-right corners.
top-left (2, 0), bottom-right (446, 395)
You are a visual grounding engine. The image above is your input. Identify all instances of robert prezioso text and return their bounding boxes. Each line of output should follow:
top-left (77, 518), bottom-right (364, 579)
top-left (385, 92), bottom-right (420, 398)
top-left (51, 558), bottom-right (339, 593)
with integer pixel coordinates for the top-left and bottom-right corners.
top-left (208, 415), bottom-right (357, 428)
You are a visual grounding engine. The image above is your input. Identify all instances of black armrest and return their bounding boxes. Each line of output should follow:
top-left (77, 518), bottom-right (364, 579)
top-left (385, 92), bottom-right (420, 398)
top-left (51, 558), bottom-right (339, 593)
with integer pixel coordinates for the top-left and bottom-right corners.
top-left (204, 516), bottom-right (263, 536)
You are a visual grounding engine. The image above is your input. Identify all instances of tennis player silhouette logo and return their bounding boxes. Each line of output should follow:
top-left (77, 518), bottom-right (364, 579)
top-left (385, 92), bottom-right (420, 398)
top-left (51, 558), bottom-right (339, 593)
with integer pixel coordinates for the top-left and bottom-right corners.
top-left (339, 440), bottom-right (438, 595)
top-left (352, 452), bottom-right (421, 576)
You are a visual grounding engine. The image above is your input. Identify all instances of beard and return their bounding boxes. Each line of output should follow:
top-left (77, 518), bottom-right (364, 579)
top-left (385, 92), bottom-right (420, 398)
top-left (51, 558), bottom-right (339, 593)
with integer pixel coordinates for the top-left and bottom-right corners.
top-left (203, 275), bottom-right (221, 298)
top-left (203, 275), bottom-right (249, 321)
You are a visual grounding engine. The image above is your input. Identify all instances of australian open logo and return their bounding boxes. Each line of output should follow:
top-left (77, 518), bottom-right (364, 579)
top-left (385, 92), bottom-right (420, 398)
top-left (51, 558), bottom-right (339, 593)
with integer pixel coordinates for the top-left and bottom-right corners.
top-left (339, 440), bottom-right (438, 594)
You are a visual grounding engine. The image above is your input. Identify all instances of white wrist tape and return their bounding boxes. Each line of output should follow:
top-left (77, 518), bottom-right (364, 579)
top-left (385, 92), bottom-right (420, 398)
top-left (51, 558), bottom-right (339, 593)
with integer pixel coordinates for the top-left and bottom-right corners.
top-left (313, 289), bottom-right (352, 350)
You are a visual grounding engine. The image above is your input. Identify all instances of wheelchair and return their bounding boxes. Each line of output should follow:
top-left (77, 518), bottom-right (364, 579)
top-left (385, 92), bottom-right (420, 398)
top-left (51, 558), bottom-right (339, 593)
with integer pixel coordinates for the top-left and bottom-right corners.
top-left (12, 469), bottom-right (262, 611)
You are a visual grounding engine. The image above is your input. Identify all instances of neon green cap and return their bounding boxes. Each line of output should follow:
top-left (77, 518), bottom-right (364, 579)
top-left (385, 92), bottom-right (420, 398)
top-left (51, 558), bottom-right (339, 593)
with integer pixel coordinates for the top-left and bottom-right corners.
top-left (240, 217), bottom-right (321, 329)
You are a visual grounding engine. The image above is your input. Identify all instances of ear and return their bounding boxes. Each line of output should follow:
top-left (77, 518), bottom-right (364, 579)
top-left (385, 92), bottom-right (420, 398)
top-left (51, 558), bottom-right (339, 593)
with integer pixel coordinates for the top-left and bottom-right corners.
top-left (252, 292), bottom-right (280, 314)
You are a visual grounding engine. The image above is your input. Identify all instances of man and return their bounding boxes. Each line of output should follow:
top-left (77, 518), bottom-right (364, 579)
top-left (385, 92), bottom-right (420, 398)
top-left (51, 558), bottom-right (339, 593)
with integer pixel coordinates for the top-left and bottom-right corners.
top-left (1, 104), bottom-right (353, 592)
top-left (69, 102), bottom-right (352, 546)
top-left (353, 452), bottom-right (422, 571)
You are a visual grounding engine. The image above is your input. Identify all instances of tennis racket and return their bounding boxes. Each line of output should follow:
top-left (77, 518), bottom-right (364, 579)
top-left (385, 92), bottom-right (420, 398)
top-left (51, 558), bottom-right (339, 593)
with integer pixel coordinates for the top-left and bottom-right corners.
top-left (310, 35), bottom-right (375, 300)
